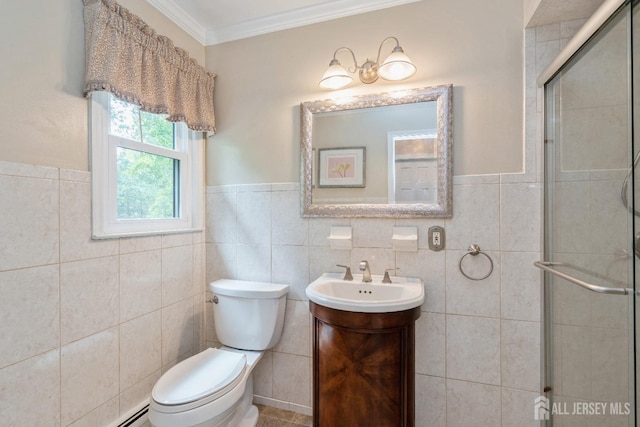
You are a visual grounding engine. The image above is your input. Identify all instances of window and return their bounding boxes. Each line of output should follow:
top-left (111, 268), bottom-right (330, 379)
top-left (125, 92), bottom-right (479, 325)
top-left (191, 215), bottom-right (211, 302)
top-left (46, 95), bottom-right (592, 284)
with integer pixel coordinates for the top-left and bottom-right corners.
top-left (90, 92), bottom-right (203, 238)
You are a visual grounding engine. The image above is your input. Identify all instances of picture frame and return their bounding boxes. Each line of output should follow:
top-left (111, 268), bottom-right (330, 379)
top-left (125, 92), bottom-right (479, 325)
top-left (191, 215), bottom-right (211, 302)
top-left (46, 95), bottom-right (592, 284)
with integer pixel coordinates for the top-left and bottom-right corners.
top-left (318, 147), bottom-right (366, 188)
top-left (312, 148), bottom-right (317, 188)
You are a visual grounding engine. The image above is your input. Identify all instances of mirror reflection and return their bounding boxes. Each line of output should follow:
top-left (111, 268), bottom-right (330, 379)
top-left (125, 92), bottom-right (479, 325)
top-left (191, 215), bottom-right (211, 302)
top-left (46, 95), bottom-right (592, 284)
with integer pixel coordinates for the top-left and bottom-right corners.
top-left (300, 85), bottom-right (453, 218)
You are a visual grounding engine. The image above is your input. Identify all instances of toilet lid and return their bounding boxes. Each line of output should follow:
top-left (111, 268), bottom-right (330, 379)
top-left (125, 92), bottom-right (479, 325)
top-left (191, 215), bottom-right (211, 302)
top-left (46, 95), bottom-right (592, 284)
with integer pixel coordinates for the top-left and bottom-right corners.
top-left (152, 348), bottom-right (246, 405)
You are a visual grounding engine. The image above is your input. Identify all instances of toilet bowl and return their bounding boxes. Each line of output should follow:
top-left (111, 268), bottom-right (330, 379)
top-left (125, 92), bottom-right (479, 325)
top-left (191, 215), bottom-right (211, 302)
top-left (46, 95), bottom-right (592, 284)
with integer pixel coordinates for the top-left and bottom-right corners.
top-left (148, 280), bottom-right (289, 427)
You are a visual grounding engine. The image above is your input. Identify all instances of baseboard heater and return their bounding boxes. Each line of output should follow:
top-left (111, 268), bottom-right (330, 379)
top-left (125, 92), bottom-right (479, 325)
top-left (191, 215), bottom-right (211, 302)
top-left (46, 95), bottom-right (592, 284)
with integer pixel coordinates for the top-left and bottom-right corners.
top-left (117, 404), bottom-right (149, 427)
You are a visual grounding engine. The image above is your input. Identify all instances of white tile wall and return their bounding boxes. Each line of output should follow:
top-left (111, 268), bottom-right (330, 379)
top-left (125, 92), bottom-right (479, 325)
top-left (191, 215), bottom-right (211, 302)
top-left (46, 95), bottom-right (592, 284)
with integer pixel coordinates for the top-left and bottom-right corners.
top-left (0, 173), bottom-right (59, 271)
top-left (61, 328), bottom-right (119, 426)
top-left (0, 350), bottom-right (60, 427)
top-left (205, 175), bottom-right (543, 424)
top-left (0, 162), bottom-right (206, 426)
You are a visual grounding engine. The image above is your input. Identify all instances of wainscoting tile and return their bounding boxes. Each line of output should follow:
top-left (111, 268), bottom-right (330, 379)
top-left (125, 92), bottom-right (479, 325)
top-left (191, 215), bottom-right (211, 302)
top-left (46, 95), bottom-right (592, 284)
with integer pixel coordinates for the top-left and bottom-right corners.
top-left (120, 311), bottom-right (162, 391)
top-left (272, 353), bottom-right (311, 407)
top-left (272, 245), bottom-right (310, 301)
top-left (446, 379), bottom-right (501, 427)
top-left (272, 190), bottom-right (308, 246)
top-left (501, 251), bottom-right (542, 322)
top-left (61, 328), bottom-right (119, 426)
top-left (0, 350), bottom-right (60, 426)
top-left (236, 244), bottom-right (272, 283)
top-left (351, 218), bottom-right (395, 248)
top-left (307, 246), bottom-right (351, 282)
top-left (254, 350), bottom-right (274, 398)
top-left (275, 300), bottom-right (310, 357)
top-left (415, 375), bottom-right (446, 427)
top-left (0, 174), bottom-right (59, 271)
top-left (500, 183), bottom-right (541, 252)
top-left (120, 249), bottom-right (162, 322)
top-left (415, 313), bottom-right (445, 377)
top-left (501, 320), bottom-right (541, 392)
top-left (446, 249), bottom-right (501, 318)
top-left (501, 388), bottom-right (541, 427)
top-left (162, 245), bottom-right (194, 306)
top-left (206, 190), bottom-right (238, 244)
top-left (67, 397), bottom-right (118, 427)
top-left (446, 315), bottom-right (500, 385)
top-left (206, 243), bottom-right (237, 282)
top-left (445, 183), bottom-right (500, 251)
top-left (308, 218), bottom-right (351, 247)
top-left (60, 180), bottom-right (118, 263)
top-left (0, 265), bottom-right (59, 369)
top-left (161, 298), bottom-right (195, 366)
top-left (396, 250), bottom-right (445, 313)
top-left (237, 191), bottom-right (271, 245)
top-left (119, 371), bottom-right (160, 418)
top-left (119, 235), bottom-right (162, 254)
top-left (61, 256), bottom-right (119, 345)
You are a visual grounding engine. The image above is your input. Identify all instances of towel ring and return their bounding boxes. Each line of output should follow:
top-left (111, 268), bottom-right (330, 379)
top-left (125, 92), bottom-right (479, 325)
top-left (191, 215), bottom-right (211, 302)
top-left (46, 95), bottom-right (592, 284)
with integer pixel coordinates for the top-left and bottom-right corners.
top-left (459, 244), bottom-right (494, 281)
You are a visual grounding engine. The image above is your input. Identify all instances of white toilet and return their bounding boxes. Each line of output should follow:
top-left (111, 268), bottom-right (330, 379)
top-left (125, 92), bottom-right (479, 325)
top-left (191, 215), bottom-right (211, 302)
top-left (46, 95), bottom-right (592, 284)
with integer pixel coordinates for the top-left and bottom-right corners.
top-left (148, 279), bottom-right (289, 427)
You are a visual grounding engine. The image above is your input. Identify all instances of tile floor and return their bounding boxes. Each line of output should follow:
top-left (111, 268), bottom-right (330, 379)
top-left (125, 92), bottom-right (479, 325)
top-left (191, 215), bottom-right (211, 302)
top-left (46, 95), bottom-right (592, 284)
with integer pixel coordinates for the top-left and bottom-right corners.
top-left (256, 404), bottom-right (313, 426)
top-left (140, 404), bottom-right (312, 427)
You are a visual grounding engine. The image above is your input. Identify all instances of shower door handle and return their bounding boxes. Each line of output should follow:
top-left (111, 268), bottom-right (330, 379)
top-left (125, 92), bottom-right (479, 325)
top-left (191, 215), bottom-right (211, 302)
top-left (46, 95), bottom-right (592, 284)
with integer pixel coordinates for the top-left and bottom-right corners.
top-left (533, 261), bottom-right (632, 295)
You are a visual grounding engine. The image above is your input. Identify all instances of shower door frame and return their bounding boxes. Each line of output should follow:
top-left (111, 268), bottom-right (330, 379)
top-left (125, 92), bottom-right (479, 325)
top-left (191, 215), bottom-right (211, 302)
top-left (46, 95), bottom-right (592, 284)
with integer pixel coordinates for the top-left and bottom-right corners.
top-left (539, 0), bottom-right (637, 425)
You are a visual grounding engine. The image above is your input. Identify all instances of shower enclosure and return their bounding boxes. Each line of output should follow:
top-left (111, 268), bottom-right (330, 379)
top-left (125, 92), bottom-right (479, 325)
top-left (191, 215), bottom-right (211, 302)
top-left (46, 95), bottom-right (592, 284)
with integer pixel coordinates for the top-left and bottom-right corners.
top-left (539, 0), bottom-right (638, 425)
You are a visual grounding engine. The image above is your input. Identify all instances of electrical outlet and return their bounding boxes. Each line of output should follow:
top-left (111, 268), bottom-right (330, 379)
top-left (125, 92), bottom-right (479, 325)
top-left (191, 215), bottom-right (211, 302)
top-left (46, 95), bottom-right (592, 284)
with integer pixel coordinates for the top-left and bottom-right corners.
top-left (428, 226), bottom-right (445, 251)
top-left (433, 231), bottom-right (441, 246)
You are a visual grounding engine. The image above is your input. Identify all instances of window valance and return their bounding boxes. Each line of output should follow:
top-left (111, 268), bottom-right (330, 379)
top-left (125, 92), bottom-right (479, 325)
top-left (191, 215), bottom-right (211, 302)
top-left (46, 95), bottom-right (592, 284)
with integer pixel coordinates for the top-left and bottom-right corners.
top-left (82, 0), bottom-right (216, 132)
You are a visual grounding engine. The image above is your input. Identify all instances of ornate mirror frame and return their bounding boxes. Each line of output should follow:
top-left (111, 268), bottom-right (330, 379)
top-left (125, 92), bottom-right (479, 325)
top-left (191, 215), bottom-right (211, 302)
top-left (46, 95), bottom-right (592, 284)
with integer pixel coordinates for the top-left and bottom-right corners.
top-left (300, 84), bottom-right (453, 218)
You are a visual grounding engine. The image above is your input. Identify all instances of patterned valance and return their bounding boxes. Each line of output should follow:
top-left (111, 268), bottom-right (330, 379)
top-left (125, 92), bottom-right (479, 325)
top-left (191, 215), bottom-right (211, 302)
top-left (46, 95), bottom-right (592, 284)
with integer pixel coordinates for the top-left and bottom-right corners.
top-left (82, 0), bottom-right (216, 132)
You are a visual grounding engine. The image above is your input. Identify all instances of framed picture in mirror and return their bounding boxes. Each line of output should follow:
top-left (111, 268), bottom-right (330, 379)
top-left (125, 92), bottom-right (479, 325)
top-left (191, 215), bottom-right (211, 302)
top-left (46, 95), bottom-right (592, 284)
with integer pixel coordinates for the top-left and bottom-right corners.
top-left (318, 147), bottom-right (366, 188)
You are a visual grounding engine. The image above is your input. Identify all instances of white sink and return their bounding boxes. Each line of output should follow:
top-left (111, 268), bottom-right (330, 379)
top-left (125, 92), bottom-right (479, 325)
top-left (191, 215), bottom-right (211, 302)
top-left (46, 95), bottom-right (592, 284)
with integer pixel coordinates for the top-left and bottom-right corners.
top-left (306, 272), bottom-right (425, 313)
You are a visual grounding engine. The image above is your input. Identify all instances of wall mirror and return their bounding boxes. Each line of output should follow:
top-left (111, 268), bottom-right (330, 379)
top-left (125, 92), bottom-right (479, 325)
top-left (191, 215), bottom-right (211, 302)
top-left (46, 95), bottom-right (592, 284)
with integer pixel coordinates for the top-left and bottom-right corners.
top-left (300, 84), bottom-right (453, 218)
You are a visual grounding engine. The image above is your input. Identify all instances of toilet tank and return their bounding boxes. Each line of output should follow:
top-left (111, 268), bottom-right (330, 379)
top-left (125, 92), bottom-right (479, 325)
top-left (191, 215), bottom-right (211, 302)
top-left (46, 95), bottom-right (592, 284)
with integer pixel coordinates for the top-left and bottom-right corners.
top-left (209, 279), bottom-right (289, 351)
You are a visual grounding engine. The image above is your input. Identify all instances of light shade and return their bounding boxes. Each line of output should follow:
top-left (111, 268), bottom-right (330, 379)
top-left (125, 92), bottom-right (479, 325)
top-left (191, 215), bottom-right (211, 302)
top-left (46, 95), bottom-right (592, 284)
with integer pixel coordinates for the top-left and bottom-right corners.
top-left (377, 47), bottom-right (417, 81)
top-left (319, 59), bottom-right (353, 90)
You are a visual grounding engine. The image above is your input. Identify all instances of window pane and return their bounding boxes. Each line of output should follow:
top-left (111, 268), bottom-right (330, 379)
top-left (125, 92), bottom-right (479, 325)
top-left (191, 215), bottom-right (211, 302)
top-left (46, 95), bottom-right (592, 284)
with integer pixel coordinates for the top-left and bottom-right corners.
top-left (140, 111), bottom-right (175, 149)
top-left (109, 97), bottom-right (175, 149)
top-left (116, 147), bottom-right (178, 219)
top-left (110, 97), bottom-right (141, 142)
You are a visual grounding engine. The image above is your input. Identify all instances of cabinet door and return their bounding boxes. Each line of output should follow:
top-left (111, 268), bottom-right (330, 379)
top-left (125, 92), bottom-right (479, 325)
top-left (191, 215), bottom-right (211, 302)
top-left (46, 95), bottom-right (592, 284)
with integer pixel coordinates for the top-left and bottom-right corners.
top-left (315, 321), bottom-right (406, 426)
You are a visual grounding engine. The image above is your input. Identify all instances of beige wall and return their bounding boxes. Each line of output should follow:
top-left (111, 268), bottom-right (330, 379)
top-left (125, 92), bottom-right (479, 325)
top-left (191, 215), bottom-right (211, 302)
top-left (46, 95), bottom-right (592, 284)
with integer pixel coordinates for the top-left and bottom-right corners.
top-left (205, 0), bottom-right (524, 186)
top-left (0, 0), bottom-right (204, 172)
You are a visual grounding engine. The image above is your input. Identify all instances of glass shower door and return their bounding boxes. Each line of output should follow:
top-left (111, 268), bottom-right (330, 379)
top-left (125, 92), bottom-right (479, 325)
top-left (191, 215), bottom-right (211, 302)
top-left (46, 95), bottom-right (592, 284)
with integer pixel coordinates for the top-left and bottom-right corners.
top-left (542, 2), bottom-right (636, 426)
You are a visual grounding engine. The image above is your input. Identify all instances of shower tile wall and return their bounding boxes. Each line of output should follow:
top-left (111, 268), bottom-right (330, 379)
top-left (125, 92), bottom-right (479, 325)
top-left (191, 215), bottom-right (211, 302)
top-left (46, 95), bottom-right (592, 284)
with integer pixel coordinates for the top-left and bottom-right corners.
top-left (0, 161), bottom-right (207, 426)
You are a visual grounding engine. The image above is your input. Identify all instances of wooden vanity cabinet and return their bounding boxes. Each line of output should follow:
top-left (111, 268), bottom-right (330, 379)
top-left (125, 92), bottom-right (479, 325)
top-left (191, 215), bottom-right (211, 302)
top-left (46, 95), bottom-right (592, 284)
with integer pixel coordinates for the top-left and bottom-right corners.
top-left (309, 301), bottom-right (421, 427)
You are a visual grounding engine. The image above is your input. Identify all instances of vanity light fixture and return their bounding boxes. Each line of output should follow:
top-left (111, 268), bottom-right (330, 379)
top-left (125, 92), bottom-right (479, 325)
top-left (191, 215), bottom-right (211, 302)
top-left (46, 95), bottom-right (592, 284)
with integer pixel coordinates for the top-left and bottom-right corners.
top-left (319, 36), bottom-right (417, 90)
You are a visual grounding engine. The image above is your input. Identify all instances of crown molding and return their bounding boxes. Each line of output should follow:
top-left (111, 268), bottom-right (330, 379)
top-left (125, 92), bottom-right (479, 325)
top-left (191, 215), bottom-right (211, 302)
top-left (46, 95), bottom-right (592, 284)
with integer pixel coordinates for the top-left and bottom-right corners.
top-left (148, 0), bottom-right (421, 46)
top-left (146, 0), bottom-right (207, 45)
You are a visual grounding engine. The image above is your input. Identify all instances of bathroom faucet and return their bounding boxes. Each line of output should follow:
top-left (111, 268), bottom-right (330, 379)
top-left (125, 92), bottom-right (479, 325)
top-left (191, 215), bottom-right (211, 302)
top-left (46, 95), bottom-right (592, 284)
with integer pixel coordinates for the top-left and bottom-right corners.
top-left (336, 264), bottom-right (353, 281)
top-left (359, 260), bottom-right (372, 282)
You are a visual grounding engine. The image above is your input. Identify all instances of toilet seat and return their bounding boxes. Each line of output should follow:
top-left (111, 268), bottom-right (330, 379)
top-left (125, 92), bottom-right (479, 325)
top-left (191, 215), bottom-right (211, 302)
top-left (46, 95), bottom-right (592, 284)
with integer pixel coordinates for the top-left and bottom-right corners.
top-left (151, 348), bottom-right (247, 413)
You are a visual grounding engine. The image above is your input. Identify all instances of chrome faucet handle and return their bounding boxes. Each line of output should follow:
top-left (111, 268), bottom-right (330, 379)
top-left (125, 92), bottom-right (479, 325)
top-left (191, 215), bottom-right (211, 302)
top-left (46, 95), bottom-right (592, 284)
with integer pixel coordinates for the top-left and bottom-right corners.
top-left (359, 260), bottom-right (372, 282)
top-left (382, 268), bottom-right (397, 284)
top-left (336, 264), bottom-right (353, 281)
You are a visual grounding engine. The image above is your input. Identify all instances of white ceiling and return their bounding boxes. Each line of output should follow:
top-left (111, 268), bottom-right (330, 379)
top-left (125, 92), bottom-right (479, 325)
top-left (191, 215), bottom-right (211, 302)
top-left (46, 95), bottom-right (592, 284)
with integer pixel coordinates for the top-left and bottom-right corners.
top-left (146, 0), bottom-right (422, 46)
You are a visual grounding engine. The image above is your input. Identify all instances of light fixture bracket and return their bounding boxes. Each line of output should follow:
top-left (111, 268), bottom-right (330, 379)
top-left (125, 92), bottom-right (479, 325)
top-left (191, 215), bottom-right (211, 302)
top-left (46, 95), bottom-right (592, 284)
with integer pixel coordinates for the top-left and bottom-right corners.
top-left (359, 60), bottom-right (379, 84)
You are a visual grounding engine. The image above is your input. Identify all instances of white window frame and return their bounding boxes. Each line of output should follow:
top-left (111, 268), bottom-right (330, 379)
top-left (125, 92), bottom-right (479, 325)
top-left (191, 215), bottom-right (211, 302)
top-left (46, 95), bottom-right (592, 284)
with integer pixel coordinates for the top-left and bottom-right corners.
top-left (90, 91), bottom-right (204, 239)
